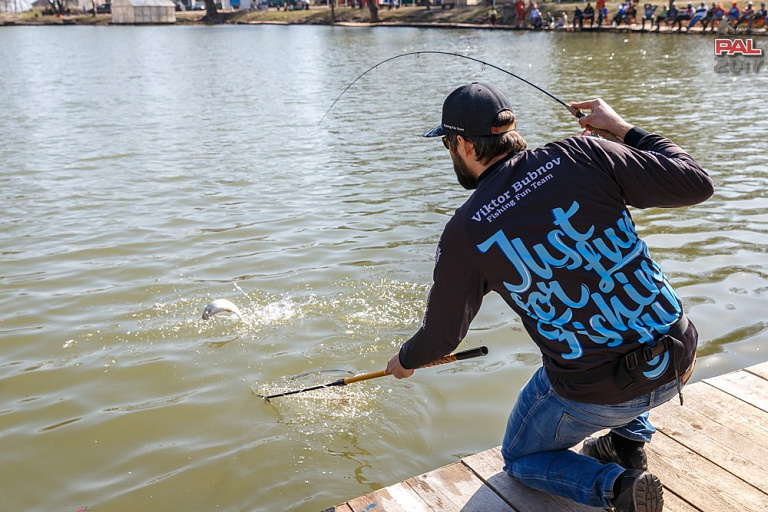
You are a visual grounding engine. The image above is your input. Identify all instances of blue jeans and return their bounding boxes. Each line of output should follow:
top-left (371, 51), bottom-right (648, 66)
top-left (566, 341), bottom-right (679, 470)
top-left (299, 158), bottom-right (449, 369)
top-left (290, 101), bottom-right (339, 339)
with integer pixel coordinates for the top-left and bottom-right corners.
top-left (501, 366), bottom-right (680, 508)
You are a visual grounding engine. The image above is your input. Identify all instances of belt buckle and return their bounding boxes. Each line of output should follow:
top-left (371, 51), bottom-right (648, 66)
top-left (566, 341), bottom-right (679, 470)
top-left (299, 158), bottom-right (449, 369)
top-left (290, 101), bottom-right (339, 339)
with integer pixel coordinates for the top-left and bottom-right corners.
top-left (625, 352), bottom-right (639, 370)
top-left (643, 346), bottom-right (656, 363)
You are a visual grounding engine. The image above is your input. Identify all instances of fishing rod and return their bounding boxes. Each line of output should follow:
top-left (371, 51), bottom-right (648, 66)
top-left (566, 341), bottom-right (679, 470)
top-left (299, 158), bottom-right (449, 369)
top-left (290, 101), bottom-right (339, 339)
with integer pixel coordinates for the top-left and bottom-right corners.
top-left (259, 345), bottom-right (488, 402)
top-left (318, 51), bottom-right (584, 126)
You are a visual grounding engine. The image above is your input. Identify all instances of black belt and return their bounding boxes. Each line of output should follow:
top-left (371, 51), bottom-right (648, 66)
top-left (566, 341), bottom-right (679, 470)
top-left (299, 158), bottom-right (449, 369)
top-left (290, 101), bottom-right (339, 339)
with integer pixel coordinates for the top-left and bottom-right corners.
top-left (550, 314), bottom-right (690, 405)
top-left (624, 314), bottom-right (688, 373)
top-left (619, 315), bottom-right (688, 406)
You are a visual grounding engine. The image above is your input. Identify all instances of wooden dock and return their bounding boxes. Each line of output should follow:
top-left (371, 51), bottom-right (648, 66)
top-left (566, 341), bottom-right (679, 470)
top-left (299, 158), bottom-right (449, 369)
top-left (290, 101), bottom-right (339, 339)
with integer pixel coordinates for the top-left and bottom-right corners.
top-left (326, 361), bottom-right (768, 512)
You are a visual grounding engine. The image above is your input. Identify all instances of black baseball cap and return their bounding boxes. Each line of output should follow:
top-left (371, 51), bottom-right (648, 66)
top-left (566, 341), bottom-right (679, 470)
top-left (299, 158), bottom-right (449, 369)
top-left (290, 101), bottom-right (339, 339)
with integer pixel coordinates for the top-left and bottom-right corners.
top-left (422, 82), bottom-right (515, 138)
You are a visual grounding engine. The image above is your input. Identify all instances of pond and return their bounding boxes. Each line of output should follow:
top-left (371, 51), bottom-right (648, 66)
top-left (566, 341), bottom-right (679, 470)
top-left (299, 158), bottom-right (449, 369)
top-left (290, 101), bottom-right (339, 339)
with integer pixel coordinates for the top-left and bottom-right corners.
top-left (0, 23), bottom-right (766, 512)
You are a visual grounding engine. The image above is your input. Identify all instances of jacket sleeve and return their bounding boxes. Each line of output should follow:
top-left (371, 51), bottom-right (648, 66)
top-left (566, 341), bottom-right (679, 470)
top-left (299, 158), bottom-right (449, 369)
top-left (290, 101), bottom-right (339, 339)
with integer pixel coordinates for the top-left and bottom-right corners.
top-left (587, 127), bottom-right (715, 209)
top-left (398, 216), bottom-right (487, 369)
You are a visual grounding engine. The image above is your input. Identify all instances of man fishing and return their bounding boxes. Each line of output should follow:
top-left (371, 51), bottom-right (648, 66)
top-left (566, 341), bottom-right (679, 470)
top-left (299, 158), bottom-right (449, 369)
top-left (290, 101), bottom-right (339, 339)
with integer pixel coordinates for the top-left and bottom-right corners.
top-left (386, 82), bottom-right (714, 512)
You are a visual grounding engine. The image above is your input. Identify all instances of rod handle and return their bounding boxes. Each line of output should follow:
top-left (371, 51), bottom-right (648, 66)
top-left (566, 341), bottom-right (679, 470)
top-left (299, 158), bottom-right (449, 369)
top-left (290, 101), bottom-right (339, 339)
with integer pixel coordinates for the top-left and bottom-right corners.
top-left (342, 347), bottom-right (488, 384)
top-left (342, 369), bottom-right (388, 385)
top-left (419, 346), bottom-right (489, 368)
top-left (567, 105), bottom-right (585, 119)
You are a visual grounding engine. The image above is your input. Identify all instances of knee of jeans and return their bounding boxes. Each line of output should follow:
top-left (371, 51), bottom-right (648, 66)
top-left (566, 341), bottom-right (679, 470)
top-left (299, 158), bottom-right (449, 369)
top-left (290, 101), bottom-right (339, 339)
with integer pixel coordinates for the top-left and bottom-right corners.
top-left (502, 430), bottom-right (546, 467)
top-left (500, 435), bottom-right (530, 468)
top-left (501, 448), bottom-right (521, 475)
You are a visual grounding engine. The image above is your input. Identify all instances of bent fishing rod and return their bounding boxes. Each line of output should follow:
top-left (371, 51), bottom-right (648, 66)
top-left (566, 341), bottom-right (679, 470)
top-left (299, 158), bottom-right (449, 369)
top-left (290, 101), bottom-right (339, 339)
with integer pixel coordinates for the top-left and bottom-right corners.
top-left (259, 345), bottom-right (488, 401)
top-left (318, 51), bottom-right (585, 126)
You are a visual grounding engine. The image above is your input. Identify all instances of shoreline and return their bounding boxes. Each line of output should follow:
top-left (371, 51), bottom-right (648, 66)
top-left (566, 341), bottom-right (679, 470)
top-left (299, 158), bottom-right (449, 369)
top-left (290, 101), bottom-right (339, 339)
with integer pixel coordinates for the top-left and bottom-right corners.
top-left (1, 4), bottom-right (766, 36)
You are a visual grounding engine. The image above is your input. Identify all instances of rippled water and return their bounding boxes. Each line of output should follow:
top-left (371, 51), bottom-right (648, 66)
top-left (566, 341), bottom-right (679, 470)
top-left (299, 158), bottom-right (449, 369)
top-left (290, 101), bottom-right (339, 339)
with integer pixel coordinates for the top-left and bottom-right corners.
top-left (1, 24), bottom-right (766, 511)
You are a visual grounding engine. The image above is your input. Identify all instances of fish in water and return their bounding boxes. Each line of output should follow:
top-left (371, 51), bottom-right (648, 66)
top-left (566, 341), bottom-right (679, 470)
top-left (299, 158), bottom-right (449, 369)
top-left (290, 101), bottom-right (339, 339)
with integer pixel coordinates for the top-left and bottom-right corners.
top-left (202, 299), bottom-right (243, 321)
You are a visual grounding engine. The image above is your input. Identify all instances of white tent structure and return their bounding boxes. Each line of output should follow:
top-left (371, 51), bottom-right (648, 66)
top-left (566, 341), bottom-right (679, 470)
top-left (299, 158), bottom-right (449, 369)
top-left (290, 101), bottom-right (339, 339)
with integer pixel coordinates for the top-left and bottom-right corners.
top-left (0, 0), bottom-right (32, 11)
top-left (111, 0), bottom-right (176, 23)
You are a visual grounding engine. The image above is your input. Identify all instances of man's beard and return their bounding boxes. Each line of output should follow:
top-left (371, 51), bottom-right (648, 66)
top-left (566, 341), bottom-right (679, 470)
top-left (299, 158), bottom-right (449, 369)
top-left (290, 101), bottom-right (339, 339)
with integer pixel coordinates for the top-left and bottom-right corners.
top-left (451, 151), bottom-right (477, 190)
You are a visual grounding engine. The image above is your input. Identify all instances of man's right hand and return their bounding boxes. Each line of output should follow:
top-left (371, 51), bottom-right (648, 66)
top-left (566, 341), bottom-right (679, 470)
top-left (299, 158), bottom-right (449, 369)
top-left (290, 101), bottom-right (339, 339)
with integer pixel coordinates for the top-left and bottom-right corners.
top-left (570, 98), bottom-right (634, 143)
top-left (386, 352), bottom-right (415, 379)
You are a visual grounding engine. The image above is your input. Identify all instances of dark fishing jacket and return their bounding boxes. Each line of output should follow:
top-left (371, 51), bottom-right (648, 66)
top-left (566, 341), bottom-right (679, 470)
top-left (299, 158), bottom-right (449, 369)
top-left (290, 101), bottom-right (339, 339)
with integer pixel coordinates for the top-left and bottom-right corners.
top-left (399, 128), bottom-right (714, 404)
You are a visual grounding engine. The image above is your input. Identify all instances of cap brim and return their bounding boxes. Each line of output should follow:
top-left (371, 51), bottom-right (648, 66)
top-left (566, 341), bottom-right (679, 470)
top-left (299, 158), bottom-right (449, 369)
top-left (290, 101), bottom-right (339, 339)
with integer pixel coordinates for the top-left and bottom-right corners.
top-left (422, 124), bottom-right (445, 138)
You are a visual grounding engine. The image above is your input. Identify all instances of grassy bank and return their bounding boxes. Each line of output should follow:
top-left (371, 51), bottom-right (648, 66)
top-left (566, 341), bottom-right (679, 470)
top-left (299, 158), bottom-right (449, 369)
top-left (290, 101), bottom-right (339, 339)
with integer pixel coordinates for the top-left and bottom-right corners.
top-left (2, 5), bottom-right (495, 26)
top-left (1, 2), bottom-right (766, 34)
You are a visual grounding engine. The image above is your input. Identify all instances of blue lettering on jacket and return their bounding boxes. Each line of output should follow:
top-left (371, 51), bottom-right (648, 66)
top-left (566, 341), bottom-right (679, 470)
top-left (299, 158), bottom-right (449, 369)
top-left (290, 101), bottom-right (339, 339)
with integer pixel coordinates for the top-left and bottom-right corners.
top-left (477, 201), bottom-right (680, 378)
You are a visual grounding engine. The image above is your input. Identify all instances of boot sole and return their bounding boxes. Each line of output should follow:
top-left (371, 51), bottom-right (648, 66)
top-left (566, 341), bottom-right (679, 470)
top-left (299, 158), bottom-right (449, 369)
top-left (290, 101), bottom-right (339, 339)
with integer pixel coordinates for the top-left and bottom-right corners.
top-left (633, 473), bottom-right (664, 512)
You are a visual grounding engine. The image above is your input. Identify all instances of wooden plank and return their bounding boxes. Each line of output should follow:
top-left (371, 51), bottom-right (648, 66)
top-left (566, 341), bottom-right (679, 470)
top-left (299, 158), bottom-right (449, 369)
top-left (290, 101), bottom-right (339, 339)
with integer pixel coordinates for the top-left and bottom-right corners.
top-left (345, 482), bottom-right (433, 512)
top-left (461, 447), bottom-right (605, 512)
top-left (661, 380), bottom-right (768, 447)
top-left (660, 490), bottom-right (702, 512)
top-left (683, 380), bottom-right (768, 440)
top-left (345, 462), bottom-right (514, 512)
top-left (406, 462), bottom-right (515, 512)
top-left (744, 361), bottom-right (768, 380)
top-left (651, 384), bottom-right (768, 494)
top-left (645, 430), bottom-right (768, 511)
top-left (704, 367), bottom-right (768, 413)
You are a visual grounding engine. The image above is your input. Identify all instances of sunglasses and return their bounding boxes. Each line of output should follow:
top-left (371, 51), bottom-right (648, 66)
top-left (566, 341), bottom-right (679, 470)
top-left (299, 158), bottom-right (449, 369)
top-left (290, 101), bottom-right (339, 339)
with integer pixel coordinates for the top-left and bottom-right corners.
top-left (442, 135), bottom-right (451, 149)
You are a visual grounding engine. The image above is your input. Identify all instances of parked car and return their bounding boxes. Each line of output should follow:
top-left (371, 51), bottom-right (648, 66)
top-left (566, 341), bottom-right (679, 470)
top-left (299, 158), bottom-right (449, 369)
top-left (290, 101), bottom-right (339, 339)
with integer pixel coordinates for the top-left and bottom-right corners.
top-left (96, 2), bottom-right (111, 13)
top-left (192, 1), bottom-right (205, 9)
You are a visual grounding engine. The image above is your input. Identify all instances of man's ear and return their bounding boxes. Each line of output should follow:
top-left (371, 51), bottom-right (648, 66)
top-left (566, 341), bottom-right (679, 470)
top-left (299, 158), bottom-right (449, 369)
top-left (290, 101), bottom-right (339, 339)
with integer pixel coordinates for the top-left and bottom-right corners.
top-left (456, 136), bottom-right (476, 159)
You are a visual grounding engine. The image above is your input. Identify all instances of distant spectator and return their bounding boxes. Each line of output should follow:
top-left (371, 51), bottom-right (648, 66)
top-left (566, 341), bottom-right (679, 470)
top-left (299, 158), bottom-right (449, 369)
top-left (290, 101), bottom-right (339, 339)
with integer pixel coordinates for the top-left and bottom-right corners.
top-left (709, 1), bottom-right (726, 29)
top-left (530, 3), bottom-right (544, 28)
top-left (526, 0), bottom-right (537, 25)
top-left (727, 0), bottom-right (740, 24)
top-left (641, 2), bottom-right (658, 28)
top-left (489, 6), bottom-right (498, 25)
top-left (754, 2), bottom-right (767, 28)
top-left (556, 10), bottom-right (568, 26)
top-left (675, 2), bottom-right (694, 29)
top-left (657, 2), bottom-right (677, 30)
top-left (612, 1), bottom-right (628, 25)
top-left (583, 2), bottom-right (596, 25)
top-left (573, 5), bottom-right (584, 28)
top-left (625, 0), bottom-right (638, 23)
top-left (515, 0), bottom-right (526, 26)
top-left (734, 0), bottom-right (755, 29)
top-left (596, 0), bottom-right (608, 25)
top-left (688, 1), bottom-right (708, 28)
top-left (701, 1), bottom-right (717, 28)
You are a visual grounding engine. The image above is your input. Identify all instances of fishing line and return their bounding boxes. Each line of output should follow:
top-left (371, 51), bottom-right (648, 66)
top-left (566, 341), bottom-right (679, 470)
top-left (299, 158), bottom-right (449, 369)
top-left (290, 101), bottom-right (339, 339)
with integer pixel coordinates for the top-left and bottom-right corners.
top-left (318, 51), bottom-right (582, 126)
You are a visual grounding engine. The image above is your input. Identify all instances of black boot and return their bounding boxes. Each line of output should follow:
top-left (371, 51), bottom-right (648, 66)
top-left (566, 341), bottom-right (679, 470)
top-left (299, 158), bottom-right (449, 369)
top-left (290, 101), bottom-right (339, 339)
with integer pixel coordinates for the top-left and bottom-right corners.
top-left (612, 470), bottom-right (664, 512)
top-left (582, 432), bottom-right (648, 470)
